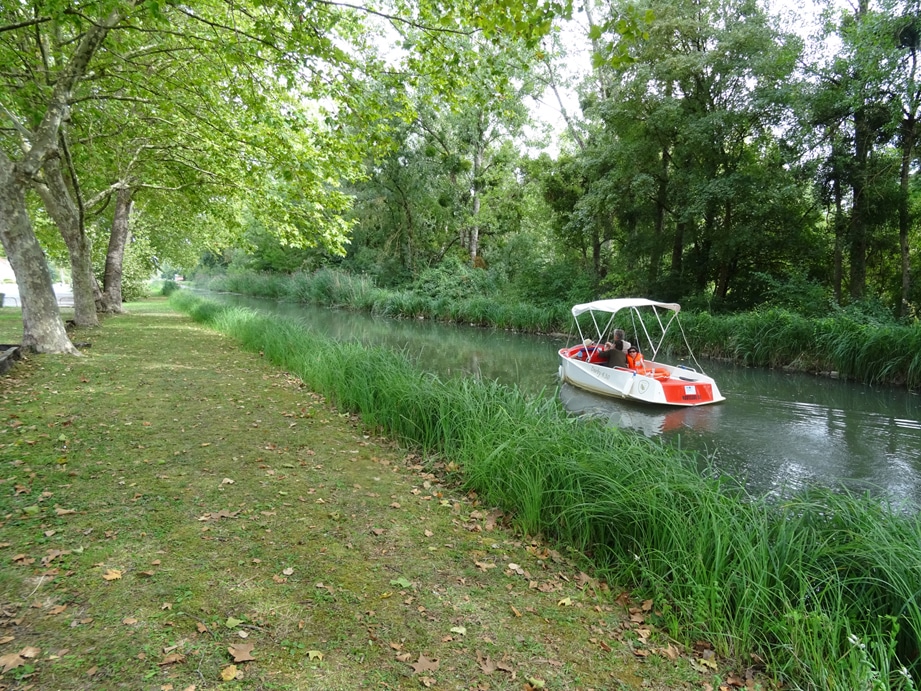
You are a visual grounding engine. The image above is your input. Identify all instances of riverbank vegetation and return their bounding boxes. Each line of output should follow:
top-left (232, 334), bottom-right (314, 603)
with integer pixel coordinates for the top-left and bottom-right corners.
top-left (192, 268), bottom-right (921, 389)
top-left (171, 291), bottom-right (921, 690)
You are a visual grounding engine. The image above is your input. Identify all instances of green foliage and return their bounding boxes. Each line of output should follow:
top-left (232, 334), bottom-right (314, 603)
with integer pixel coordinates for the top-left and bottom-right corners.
top-left (116, 236), bottom-right (156, 302)
top-left (510, 256), bottom-right (596, 307)
top-left (410, 257), bottom-right (499, 301)
top-left (753, 270), bottom-right (833, 318)
top-left (160, 280), bottom-right (181, 296)
top-left (173, 292), bottom-right (921, 690)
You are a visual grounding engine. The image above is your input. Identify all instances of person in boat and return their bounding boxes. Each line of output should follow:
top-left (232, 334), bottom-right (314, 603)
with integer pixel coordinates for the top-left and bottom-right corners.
top-left (597, 329), bottom-right (631, 368)
top-left (626, 344), bottom-right (645, 370)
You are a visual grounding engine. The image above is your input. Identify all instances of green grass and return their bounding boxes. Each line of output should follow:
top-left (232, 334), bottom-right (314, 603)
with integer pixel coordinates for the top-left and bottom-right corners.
top-left (0, 300), bottom-right (738, 691)
top-left (168, 290), bottom-right (921, 690)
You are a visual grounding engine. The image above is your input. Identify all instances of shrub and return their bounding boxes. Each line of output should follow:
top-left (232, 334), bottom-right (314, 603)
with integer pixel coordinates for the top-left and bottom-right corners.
top-left (160, 280), bottom-right (181, 296)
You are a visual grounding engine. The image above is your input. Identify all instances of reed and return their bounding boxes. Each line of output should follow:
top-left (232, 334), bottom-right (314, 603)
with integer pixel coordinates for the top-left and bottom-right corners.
top-left (171, 291), bottom-right (921, 690)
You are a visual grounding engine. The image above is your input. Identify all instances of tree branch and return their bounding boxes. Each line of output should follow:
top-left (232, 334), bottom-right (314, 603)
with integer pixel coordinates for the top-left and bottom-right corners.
top-left (0, 16), bottom-right (51, 34)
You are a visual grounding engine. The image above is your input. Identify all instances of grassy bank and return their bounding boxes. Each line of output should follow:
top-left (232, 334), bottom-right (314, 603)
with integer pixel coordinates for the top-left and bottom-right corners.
top-left (0, 299), bottom-right (748, 690)
top-left (169, 290), bottom-right (921, 690)
top-left (195, 268), bottom-right (921, 389)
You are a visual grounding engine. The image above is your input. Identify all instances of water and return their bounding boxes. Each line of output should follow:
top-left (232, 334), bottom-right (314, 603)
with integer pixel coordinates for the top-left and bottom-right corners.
top-left (206, 292), bottom-right (921, 505)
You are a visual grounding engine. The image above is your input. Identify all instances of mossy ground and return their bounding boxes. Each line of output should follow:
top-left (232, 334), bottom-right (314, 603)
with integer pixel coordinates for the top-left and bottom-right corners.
top-left (0, 300), bottom-right (755, 690)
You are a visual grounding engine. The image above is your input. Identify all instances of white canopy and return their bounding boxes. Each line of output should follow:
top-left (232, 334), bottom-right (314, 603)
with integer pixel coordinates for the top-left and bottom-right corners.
top-left (570, 298), bottom-right (681, 317)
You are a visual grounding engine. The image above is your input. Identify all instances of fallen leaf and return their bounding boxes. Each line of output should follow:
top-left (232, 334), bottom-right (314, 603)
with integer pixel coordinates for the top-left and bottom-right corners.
top-left (102, 569), bottom-right (122, 581)
top-left (661, 644), bottom-right (679, 660)
top-left (0, 652), bottom-right (26, 673)
top-left (449, 626), bottom-right (466, 636)
top-left (228, 643), bottom-right (255, 663)
top-left (225, 617), bottom-right (243, 628)
top-left (307, 650), bottom-right (324, 661)
top-left (409, 654), bottom-right (439, 674)
top-left (196, 622), bottom-right (209, 633)
top-left (123, 617), bottom-right (138, 625)
top-left (220, 664), bottom-right (239, 681)
top-left (47, 605), bottom-right (67, 615)
top-left (159, 652), bottom-right (185, 665)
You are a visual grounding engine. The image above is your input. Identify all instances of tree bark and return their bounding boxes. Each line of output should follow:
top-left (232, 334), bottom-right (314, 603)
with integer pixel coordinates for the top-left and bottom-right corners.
top-left (34, 155), bottom-right (100, 328)
top-left (848, 0), bottom-right (871, 301)
top-left (898, 116), bottom-right (915, 318)
top-left (0, 154), bottom-right (77, 354)
top-left (99, 186), bottom-right (133, 313)
top-left (468, 148), bottom-right (482, 264)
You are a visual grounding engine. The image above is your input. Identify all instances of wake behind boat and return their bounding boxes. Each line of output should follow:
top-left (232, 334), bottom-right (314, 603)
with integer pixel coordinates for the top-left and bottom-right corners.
top-left (558, 298), bottom-right (725, 407)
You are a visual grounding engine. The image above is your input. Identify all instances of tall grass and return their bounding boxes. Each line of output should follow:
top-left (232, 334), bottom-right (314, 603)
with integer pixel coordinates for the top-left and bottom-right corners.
top-left (171, 291), bottom-right (921, 690)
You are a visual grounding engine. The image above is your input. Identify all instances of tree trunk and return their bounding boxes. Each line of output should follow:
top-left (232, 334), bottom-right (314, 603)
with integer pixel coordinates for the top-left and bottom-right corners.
top-left (898, 115), bottom-right (916, 318)
top-left (34, 155), bottom-right (100, 327)
top-left (469, 149), bottom-right (482, 264)
top-left (0, 155), bottom-right (78, 354)
top-left (848, 0), bottom-right (871, 301)
top-left (833, 170), bottom-right (844, 304)
top-left (99, 186), bottom-right (133, 313)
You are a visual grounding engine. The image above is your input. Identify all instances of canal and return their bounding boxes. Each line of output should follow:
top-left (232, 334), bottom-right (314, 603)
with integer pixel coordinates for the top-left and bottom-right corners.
top-left (208, 292), bottom-right (921, 506)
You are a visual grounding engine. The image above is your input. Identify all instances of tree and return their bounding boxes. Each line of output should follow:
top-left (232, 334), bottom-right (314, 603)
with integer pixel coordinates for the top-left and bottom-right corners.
top-left (568, 0), bottom-right (807, 306)
top-left (0, 2), bottom-right (139, 352)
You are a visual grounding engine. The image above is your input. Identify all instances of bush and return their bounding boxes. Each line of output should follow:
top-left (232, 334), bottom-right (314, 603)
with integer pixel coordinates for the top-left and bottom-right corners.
top-left (160, 280), bottom-right (181, 296)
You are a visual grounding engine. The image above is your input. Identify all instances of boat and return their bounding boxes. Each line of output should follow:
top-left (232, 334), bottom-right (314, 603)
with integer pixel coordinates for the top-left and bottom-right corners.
top-left (558, 298), bottom-right (725, 407)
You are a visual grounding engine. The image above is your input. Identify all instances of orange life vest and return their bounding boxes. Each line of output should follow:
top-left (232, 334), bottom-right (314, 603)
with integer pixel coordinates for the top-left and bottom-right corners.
top-left (626, 351), bottom-right (644, 370)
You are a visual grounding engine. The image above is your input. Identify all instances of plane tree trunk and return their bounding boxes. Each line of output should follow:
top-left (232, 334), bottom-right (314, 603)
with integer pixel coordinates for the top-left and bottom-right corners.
top-left (98, 186), bottom-right (133, 313)
top-left (0, 155), bottom-right (77, 353)
top-left (34, 154), bottom-right (100, 328)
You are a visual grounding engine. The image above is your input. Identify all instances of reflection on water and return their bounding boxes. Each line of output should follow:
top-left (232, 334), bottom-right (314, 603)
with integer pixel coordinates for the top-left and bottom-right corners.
top-left (205, 292), bottom-right (921, 505)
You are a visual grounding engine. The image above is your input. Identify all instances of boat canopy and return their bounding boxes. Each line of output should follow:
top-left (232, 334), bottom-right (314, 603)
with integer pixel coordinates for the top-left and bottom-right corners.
top-left (570, 298), bottom-right (681, 317)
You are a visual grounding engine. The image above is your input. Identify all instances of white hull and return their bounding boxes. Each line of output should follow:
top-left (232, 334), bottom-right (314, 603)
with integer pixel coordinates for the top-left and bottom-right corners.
top-left (558, 351), bottom-right (725, 407)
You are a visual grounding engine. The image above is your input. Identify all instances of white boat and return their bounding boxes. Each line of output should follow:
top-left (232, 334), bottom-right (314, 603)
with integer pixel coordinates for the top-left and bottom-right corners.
top-left (558, 298), bottom-right (725, 407)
